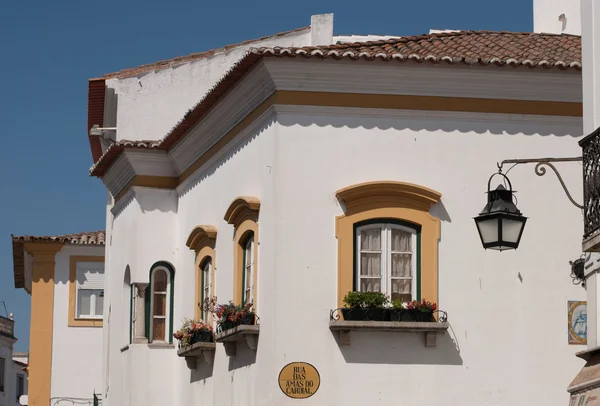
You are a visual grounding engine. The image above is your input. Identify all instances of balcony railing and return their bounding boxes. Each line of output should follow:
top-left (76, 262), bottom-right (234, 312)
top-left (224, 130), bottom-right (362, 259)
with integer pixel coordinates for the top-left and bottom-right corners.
top-left (0, 316), bottom-right (14, 338)
top-left (581, 127), bottom-right (600, 246)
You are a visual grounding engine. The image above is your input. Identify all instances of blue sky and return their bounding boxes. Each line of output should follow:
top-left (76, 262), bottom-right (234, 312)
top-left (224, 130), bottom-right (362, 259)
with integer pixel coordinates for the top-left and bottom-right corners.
top-left (0, 0), bottom-right (532, 351)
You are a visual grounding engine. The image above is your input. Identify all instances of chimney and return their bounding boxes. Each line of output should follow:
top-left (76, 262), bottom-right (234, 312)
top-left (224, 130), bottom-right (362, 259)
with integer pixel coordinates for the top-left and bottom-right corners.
top-left (311, 14), bottom-right (334, 46)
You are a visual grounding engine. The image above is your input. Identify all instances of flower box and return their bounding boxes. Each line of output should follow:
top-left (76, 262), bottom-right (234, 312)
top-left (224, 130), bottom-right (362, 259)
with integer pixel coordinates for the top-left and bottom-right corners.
top-left (177, 341), bottom-right (217, 368)
top-left (173, 319), bottom-right (215, 367)
top-left (214, 324), bottom-right (260, 356)
top-left (217, 313), bottom-right (256, 333)
top-left (388, 309), bottom-right (434, 322)
top-left (329, 320), bottom-right (448, 348)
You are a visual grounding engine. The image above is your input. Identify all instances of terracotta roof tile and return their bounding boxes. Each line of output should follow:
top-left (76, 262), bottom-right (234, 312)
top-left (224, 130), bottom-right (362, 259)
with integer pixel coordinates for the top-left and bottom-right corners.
top-left (89, 31), bottom-right (582, 178)
top-left (11, 230), bottom-right (106, 246)
top-left (12, 230), bottom-right (105, 290)
top-left (263, 30), bottom-right (581, 68)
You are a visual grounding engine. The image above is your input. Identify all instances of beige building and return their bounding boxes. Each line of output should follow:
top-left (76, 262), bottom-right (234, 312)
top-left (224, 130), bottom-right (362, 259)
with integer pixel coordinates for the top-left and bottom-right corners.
top-left (11, 232), bottom-right (105, 406)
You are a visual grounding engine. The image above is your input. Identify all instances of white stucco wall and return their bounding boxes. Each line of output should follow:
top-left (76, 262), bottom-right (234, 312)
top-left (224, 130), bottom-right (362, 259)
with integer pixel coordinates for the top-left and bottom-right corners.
top-left (0, 344), bottom-right (11, 406)
top-left (51, 245), bottom-right (104, 402)
top-left (534, 0), bottom-right (581, 34)
top-left (105, 15), bottom-right (334, 142)
top-left (103, 101), bottom-right (586, 406)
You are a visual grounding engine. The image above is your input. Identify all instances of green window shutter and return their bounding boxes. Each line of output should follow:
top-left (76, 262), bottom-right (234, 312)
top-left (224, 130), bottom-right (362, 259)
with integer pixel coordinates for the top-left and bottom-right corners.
top-left (169, 268), bottom-right (174, 344)
top-left (129, 285), bottom-right (133, 345)
top-left (145, 286), bottom-right (150, 340)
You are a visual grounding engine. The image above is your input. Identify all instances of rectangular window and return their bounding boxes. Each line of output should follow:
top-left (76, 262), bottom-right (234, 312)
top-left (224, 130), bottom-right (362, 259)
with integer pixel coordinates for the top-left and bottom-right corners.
top-left (202, 260), bottom-right (211, 322)
top-left (17, 374), bottom-right (24, 401)
top-left (356, 223), bottom-right (417, 302)
top-left (76, 262), bottom-right (105, 319)
top-left (243, 236), bottom-right (254, 305)
top-left (0, 357), bottom-right (4, 393)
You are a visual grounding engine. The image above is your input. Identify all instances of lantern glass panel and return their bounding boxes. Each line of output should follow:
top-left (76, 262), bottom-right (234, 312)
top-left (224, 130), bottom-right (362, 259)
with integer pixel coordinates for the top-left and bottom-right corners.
top-left (501, 217), bottom-right (526, 245)
top-left (475, 217), bottom-right (499, 245)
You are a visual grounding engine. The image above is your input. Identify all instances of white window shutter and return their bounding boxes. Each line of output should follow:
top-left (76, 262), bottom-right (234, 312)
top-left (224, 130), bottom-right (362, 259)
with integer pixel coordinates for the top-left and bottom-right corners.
top-left (77, 263), bottom-right (105, 290)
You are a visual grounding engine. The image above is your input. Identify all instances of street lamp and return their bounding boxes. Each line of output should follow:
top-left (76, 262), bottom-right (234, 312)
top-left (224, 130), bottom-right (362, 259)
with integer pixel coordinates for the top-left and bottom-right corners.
top-left (474, 173), bottom-right (527, 251)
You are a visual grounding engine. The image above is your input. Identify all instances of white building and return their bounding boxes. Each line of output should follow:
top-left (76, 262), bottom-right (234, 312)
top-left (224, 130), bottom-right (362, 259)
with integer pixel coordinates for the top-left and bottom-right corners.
top-left (11, 353), bottom-right (28, 406)
top-left (85, 12), bottom-right (588, 406)
top-left (11, 232), bottom-right (105, 406)
top-left (0, 316), bottom-right (27, 406)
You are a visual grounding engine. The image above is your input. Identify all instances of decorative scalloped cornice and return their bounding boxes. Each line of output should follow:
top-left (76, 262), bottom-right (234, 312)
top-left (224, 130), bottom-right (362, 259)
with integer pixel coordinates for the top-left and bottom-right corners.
top-left (186, 225), bottom-right (218, 251)
top-left (336, 181), bottom-right (442, 214)
top-left (224, 196), bottom-right (261, 228)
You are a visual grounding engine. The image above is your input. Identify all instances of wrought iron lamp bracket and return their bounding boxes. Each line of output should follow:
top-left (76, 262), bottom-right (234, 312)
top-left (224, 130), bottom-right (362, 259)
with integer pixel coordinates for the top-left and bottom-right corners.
top-left (497, 157), bottom-right (583, 209)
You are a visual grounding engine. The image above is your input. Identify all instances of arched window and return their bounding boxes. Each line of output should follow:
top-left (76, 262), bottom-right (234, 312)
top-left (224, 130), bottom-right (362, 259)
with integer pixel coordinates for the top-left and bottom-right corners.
top-left (224, 196), bottom-right (260, 310)
top-left (336, 181), bottom-right (442, 308)
top-left (186, 225), bottom-right (217, 322)
top-left (356, 221), bottom-right (419, 303)
top-left (146, 263), bottom-right (174, 343)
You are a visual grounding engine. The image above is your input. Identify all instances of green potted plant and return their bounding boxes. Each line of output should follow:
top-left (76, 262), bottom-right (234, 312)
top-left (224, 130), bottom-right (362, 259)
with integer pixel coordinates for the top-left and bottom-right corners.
top-left (389, 299), bottom-right (412, 321)
top-left (342, 291), bottom-right (389, 321)
top-left (173, 318), bottom-right (214, 349)
top-left (215, 301), bottom-right (256, 333)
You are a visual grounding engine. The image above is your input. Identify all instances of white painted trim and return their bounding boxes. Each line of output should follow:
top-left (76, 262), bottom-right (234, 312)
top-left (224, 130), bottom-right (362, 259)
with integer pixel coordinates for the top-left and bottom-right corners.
top-left (272, 104), bottom-right (583, 129)
top-left (169, 62), bottom-right (276, 173)
top-left (567, 376), bottom-right (600, 394)
top-left (110, 188), bottom-right (136, 218)
top-left (102, 58), bottom-right (582, 200)
top-left (263, 58), bottom-right (582, 102)
top-left (124, 150), bottom-right (178, 177)
top-left (103, 154), bottom-right (135, 197)
top-left (177, 105), bottom-right (278, 195)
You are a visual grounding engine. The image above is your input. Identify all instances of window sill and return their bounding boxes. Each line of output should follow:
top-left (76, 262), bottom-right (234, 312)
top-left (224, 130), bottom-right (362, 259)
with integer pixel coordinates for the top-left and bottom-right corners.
top-left (148, 342), bottom-right (175, 349)
top-left (177, 342), bottom-right (217, 368)
top-left (329, 320), bottom-right (449, 348)
top-left (68, 318), bottom-right (103, 328)
top-left (214, 325), bottom-right (260, 356)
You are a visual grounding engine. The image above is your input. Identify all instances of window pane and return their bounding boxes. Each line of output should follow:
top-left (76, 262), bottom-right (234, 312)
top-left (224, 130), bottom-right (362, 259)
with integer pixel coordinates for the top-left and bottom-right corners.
top-left (360, 229), bottom-right (381, 250)
top-left (360, 278), bottom-right (382, 292)
top-left (153, 293), bottom-right (166, 316)
top-left (391, 229), bottom-right (412, 251)
top-left (153, 269), bottom-right (167, 292)
top-left (245, 237), bottom-right (253, 266)
top-left (17, 375), bottom-right (24, 398)
top-left (0, 358), bottom-right (4, 392)
top-left (360, 253), bottom-right (381, 276)
top-left (95, 291), bottom-right (104, 316)
top-left (245, 265), bottom-right (252, 289)
top-left (391, 280), bottom-right (412, 302)
top-left (78, 290), bottom-right (92, 317)
top-left (153, 318), bottom-right (165, 341)
top-left (203, 261), bottom-right (211, 289)
top-left (391, 253), bottom-right (411, 277)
